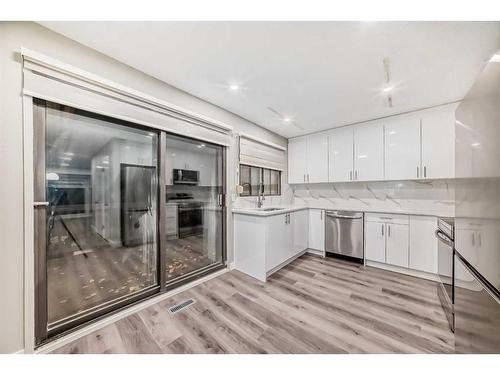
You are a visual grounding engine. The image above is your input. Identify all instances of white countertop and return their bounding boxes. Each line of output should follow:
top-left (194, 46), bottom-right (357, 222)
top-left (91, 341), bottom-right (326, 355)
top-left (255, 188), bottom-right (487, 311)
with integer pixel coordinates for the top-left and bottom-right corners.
top-left (232, 205), bottom-right (452, 217)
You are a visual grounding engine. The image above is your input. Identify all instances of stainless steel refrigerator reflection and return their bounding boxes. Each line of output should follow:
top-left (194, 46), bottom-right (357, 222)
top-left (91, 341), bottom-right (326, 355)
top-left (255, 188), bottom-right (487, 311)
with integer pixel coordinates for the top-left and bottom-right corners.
top-left (121, 164), bottom-right (156, 247)
top-left (454, 51), bottom-right (500, 353)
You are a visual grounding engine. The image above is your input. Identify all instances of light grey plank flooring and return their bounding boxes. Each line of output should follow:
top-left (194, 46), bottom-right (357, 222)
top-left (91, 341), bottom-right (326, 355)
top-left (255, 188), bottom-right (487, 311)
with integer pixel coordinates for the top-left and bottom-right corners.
top-left (53, 254), bottom-right (455, 354)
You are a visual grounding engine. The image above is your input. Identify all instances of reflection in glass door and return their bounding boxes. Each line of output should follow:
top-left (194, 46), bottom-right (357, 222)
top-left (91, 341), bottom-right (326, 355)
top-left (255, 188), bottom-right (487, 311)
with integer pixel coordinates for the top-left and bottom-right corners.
top-left (34, 100), bottom-right (160, 342)
top-left (165, 135), bottom-right (225, 286)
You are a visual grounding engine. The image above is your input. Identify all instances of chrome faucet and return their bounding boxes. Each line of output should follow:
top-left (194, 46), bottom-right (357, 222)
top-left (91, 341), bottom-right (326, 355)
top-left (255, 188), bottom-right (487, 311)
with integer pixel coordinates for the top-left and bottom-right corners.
top-left (257, 181), bottom-right (265, 208)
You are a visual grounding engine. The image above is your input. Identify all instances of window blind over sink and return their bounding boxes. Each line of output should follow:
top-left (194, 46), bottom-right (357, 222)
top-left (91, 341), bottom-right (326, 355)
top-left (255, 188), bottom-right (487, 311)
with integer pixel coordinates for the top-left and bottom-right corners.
top-left (239, 133), bottom-right (286, 171)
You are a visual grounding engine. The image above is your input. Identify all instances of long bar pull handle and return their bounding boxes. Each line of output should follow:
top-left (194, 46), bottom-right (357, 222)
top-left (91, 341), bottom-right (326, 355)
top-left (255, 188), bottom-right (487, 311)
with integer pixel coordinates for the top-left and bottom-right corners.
top-left (417, 166), bottom-right (419, 178)
top-left (303, 174), bottom-right (306, 182)
top-left (355, 170), bottom-right (358, 180)
top-left (349, 171), bottom-right (352, 181)
top-left (381, 224), bottom-right (384, 236)
top-left (34, 201), bottom-right (49, 207)
top-left (388, 224), bottom-right (391, 237)
top-left (472, 232), bottom-right (475, 247)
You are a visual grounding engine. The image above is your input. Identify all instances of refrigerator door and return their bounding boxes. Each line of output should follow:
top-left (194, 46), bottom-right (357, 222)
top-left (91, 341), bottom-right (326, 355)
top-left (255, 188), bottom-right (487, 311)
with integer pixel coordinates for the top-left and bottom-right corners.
top-left (121, 164), bottom-right (156, 247)
top-left (454, 253), bottom-right (500, 353)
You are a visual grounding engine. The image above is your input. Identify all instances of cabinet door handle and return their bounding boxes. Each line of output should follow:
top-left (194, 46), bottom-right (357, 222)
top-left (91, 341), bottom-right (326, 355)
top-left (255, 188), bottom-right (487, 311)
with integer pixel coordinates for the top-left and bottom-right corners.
top-left (349, 171), bottom-right (352, 181)
top-left (320, 210), bottom-right (323, 220)
top-left (355, 170), bottom-right (358, 180)
top-left (424, 166), bottom-right (427, 178)
top-left (307, 174), bottom-right (310, 182)
top-left (417, 166), bottom-right (419, 178)
top-left (478, 232), bottom-right (482, 247)
top-left (388, 224), bottom-right (391, 237)
top-left (472, 232), bottom-right (475, 246)
top-left (381, 224), bottom-right (384, 236)
top-left (303, 174), bottom-right (306, 182)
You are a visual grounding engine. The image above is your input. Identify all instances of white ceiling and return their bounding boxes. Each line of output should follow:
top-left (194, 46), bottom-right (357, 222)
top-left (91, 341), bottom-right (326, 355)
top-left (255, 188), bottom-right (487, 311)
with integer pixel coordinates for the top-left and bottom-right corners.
top-left (40, 21), bottom-right (500, 138)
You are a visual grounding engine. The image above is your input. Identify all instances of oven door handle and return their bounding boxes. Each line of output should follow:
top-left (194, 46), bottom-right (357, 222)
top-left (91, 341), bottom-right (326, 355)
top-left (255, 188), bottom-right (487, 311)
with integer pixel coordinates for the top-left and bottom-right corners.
top-left (435, 230), bottom-right (453, 247)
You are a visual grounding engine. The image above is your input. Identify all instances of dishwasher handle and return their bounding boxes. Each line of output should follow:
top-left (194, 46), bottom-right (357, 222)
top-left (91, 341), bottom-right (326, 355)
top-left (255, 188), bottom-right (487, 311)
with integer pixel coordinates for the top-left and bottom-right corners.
top-left (325, 211), bottom-right (363, 219)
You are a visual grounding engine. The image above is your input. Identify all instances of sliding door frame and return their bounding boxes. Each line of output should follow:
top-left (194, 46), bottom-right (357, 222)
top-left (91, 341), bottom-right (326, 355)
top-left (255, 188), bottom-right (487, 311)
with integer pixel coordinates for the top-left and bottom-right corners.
top-left (31, 99), bottom-right (227, 348)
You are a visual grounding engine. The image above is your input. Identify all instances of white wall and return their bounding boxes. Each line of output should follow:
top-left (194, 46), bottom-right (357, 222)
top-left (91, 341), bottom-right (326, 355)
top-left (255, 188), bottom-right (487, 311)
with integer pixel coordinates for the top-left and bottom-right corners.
top-left (0, 21), bottom-right (287, 353)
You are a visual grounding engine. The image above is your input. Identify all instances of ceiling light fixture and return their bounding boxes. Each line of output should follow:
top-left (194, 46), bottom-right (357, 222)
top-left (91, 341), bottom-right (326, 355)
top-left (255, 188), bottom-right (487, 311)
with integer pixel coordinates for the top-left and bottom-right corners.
top-left (382, 86), bottom-right (394, 93)
top-left (490, 53), bottom-right (500, 62)
top-left (283, 117), bottom-right (292, 123)
top-left (229, 84), bottom-right (240, 91)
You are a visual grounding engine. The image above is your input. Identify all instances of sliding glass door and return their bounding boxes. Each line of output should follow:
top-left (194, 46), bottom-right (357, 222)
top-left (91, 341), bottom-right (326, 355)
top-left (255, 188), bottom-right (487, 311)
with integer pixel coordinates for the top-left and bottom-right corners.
top-left (164, 135), bottom-right (225, 287)
top-left (33, 99), bottom-right (226, 345)
top-left (34, 100), bottom-right (160, 342)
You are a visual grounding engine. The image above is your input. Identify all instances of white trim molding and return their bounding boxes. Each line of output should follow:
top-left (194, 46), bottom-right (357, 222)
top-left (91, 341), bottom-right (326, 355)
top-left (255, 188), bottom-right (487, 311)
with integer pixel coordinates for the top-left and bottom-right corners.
top-left (21, 48), bottom-right (233, 146)
top-left (238, 132), bottom-right (286, 151)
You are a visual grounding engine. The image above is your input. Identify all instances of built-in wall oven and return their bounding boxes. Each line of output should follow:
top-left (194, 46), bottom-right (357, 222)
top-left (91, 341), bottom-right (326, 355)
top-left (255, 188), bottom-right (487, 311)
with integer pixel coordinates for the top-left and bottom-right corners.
top-left (436, 217), bottom-right (455, 331)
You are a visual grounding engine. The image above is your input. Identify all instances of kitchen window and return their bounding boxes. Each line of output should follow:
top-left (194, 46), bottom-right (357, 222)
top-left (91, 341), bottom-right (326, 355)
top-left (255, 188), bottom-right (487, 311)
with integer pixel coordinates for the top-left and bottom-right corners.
top-left (239, 164), bottom-right (281, 196)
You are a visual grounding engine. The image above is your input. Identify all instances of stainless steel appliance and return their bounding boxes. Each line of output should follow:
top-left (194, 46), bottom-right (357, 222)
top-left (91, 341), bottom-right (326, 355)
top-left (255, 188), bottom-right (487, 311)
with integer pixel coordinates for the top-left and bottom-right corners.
top-left (325, 210), bottom-right (364, 262)
top-left (173, 169), bottom-right (199, 185)
top-left (167, 193), bottom-right (204, 238)
top-left (436, 217), bottom-right (455, 331)
top-left (120, 164), bottom-right (156, 247)
top-left (453, 51), bottom-right (500, 352)
top-left (177, 201), bottom-right (203, 238)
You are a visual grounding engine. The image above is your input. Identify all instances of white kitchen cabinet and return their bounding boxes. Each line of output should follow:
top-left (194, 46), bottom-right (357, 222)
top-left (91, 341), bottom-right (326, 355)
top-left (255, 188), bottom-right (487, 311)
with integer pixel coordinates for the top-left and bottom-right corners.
top-left (266, 213), bottom-right (293, 270)
top-left (288, 137), bottom-right (308, 183)
top-left (308, 209), bottom-right (325, 252)
top-left (234, 209), bottom-right (309, 282)
top-left (306, 134), bottom-right (329, 183)
top-left (409, 215), bottom-right (438, 273)
top-left (385, 223), bottom-right (409, 268)
top-left (385, 114), bottom-right (421, 181)
top-left (292, 209), bottom-right (309, 255)
top-left (354, 122), bottom-right (384, 181)
top-left (421, 105), bottom-right (455, 179)
top-left (329, 127), bottom-right (354, 182)
top-left (365, 221), bottom-right (386, 263)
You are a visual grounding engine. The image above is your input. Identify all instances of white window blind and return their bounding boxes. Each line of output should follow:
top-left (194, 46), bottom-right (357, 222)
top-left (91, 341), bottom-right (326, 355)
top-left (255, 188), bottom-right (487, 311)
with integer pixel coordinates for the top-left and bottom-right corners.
top-left (239, 134), bottom-right (286, 171)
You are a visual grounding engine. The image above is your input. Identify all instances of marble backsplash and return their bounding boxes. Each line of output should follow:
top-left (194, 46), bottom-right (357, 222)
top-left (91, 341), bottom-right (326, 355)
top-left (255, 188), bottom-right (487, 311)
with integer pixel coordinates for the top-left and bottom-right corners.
top-left (290, 180), bottom-right (455, 216)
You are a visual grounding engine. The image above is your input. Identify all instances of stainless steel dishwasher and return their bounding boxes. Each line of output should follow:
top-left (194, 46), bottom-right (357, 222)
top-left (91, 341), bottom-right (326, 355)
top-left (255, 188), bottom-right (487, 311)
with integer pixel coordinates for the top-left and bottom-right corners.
top-left (325, 210), bottom-right (364, 262)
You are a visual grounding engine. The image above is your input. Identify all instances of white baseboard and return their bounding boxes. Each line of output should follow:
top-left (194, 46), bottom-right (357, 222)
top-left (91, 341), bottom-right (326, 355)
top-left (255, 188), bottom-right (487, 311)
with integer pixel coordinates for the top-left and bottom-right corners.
top-left (306, 248), bottom-right (326, 258)
top-left (365, 260), bottom-right (440, 282)
top-left (266, 249), bottom-right (309, 278)
top-left (34, 266), bottom-right (229, 354)
top-left (228, 262), bottom-right (236, 270)
top-left (12, 349), bottom-right (25, 354)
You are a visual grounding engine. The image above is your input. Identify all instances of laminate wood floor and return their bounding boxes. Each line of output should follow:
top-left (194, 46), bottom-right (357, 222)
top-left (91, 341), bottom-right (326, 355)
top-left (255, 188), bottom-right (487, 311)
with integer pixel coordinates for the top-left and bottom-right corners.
top-left (53, 254), bottom-right (455, 354)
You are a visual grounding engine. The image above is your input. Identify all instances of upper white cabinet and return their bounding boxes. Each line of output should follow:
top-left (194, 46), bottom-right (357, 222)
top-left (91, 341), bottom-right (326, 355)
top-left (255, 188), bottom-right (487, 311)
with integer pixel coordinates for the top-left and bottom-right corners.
top-left (307, 134), bottom-right (329, 183)
top-left (288, 135), bottom-right (328, 183)
top-left (288, 137), bottom-right (308, 183)
top-left (288, 104), bottom-right (456, 184)
top-left (421, 105), bottom-right (456, 179)
top-left (354, 122), bottom-right (384, 181)
top-left (328, 127), bottom-right (354, 182)
top-left (385, 114), bottom-right (421, 181)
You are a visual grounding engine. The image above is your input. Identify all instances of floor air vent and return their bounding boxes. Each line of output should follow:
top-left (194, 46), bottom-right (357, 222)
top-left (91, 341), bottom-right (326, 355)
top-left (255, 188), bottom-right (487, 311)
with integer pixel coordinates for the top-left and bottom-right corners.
top-left (168, 298), bottom-right (196, 314)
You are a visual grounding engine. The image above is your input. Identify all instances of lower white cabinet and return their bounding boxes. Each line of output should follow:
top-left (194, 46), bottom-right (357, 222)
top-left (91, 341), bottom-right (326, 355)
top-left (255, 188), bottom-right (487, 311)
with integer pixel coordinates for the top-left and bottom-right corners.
top-left (385, 223), bottom-right (409, 268)
top-left (234, 209), bottom-right (309, 282)
top-left (409, 215), bottom-right (438, 273)
top-left (308, 209), bottom-right (325, 252)
top-left (365, 221), bottom-right (386, 262)
top-left (364, 213), bottom-right (409, 267)
top-left (365, 213), bottom-right (439, 278)
top-left (266, 213), bottom-right (293, 271)
top-left (293, 209), bottom-right (309, 255)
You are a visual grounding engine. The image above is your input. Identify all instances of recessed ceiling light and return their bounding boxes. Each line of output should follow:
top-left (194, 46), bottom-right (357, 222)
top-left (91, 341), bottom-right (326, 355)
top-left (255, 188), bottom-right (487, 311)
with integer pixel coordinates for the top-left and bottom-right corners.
top-left (490, 54), bottom-right (500, 62)
top-left (229, 84), bottom-right (240, 91)
top-left (283, 117), bottom-right (292, 123)
top-left (382, 86), bottom-right (394, 93)
top-left (471, 142), bottom-right (481, 147)
top-left (197, 143), bottom-right (206, 148)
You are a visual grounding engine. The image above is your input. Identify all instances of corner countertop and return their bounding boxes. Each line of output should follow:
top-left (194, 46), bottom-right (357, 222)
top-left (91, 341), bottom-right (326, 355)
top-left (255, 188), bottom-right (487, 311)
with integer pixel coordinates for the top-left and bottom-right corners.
top-left (232, 206), bottom-right (309, 217)
top-left (232, 205), bottom-right (453, 218)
